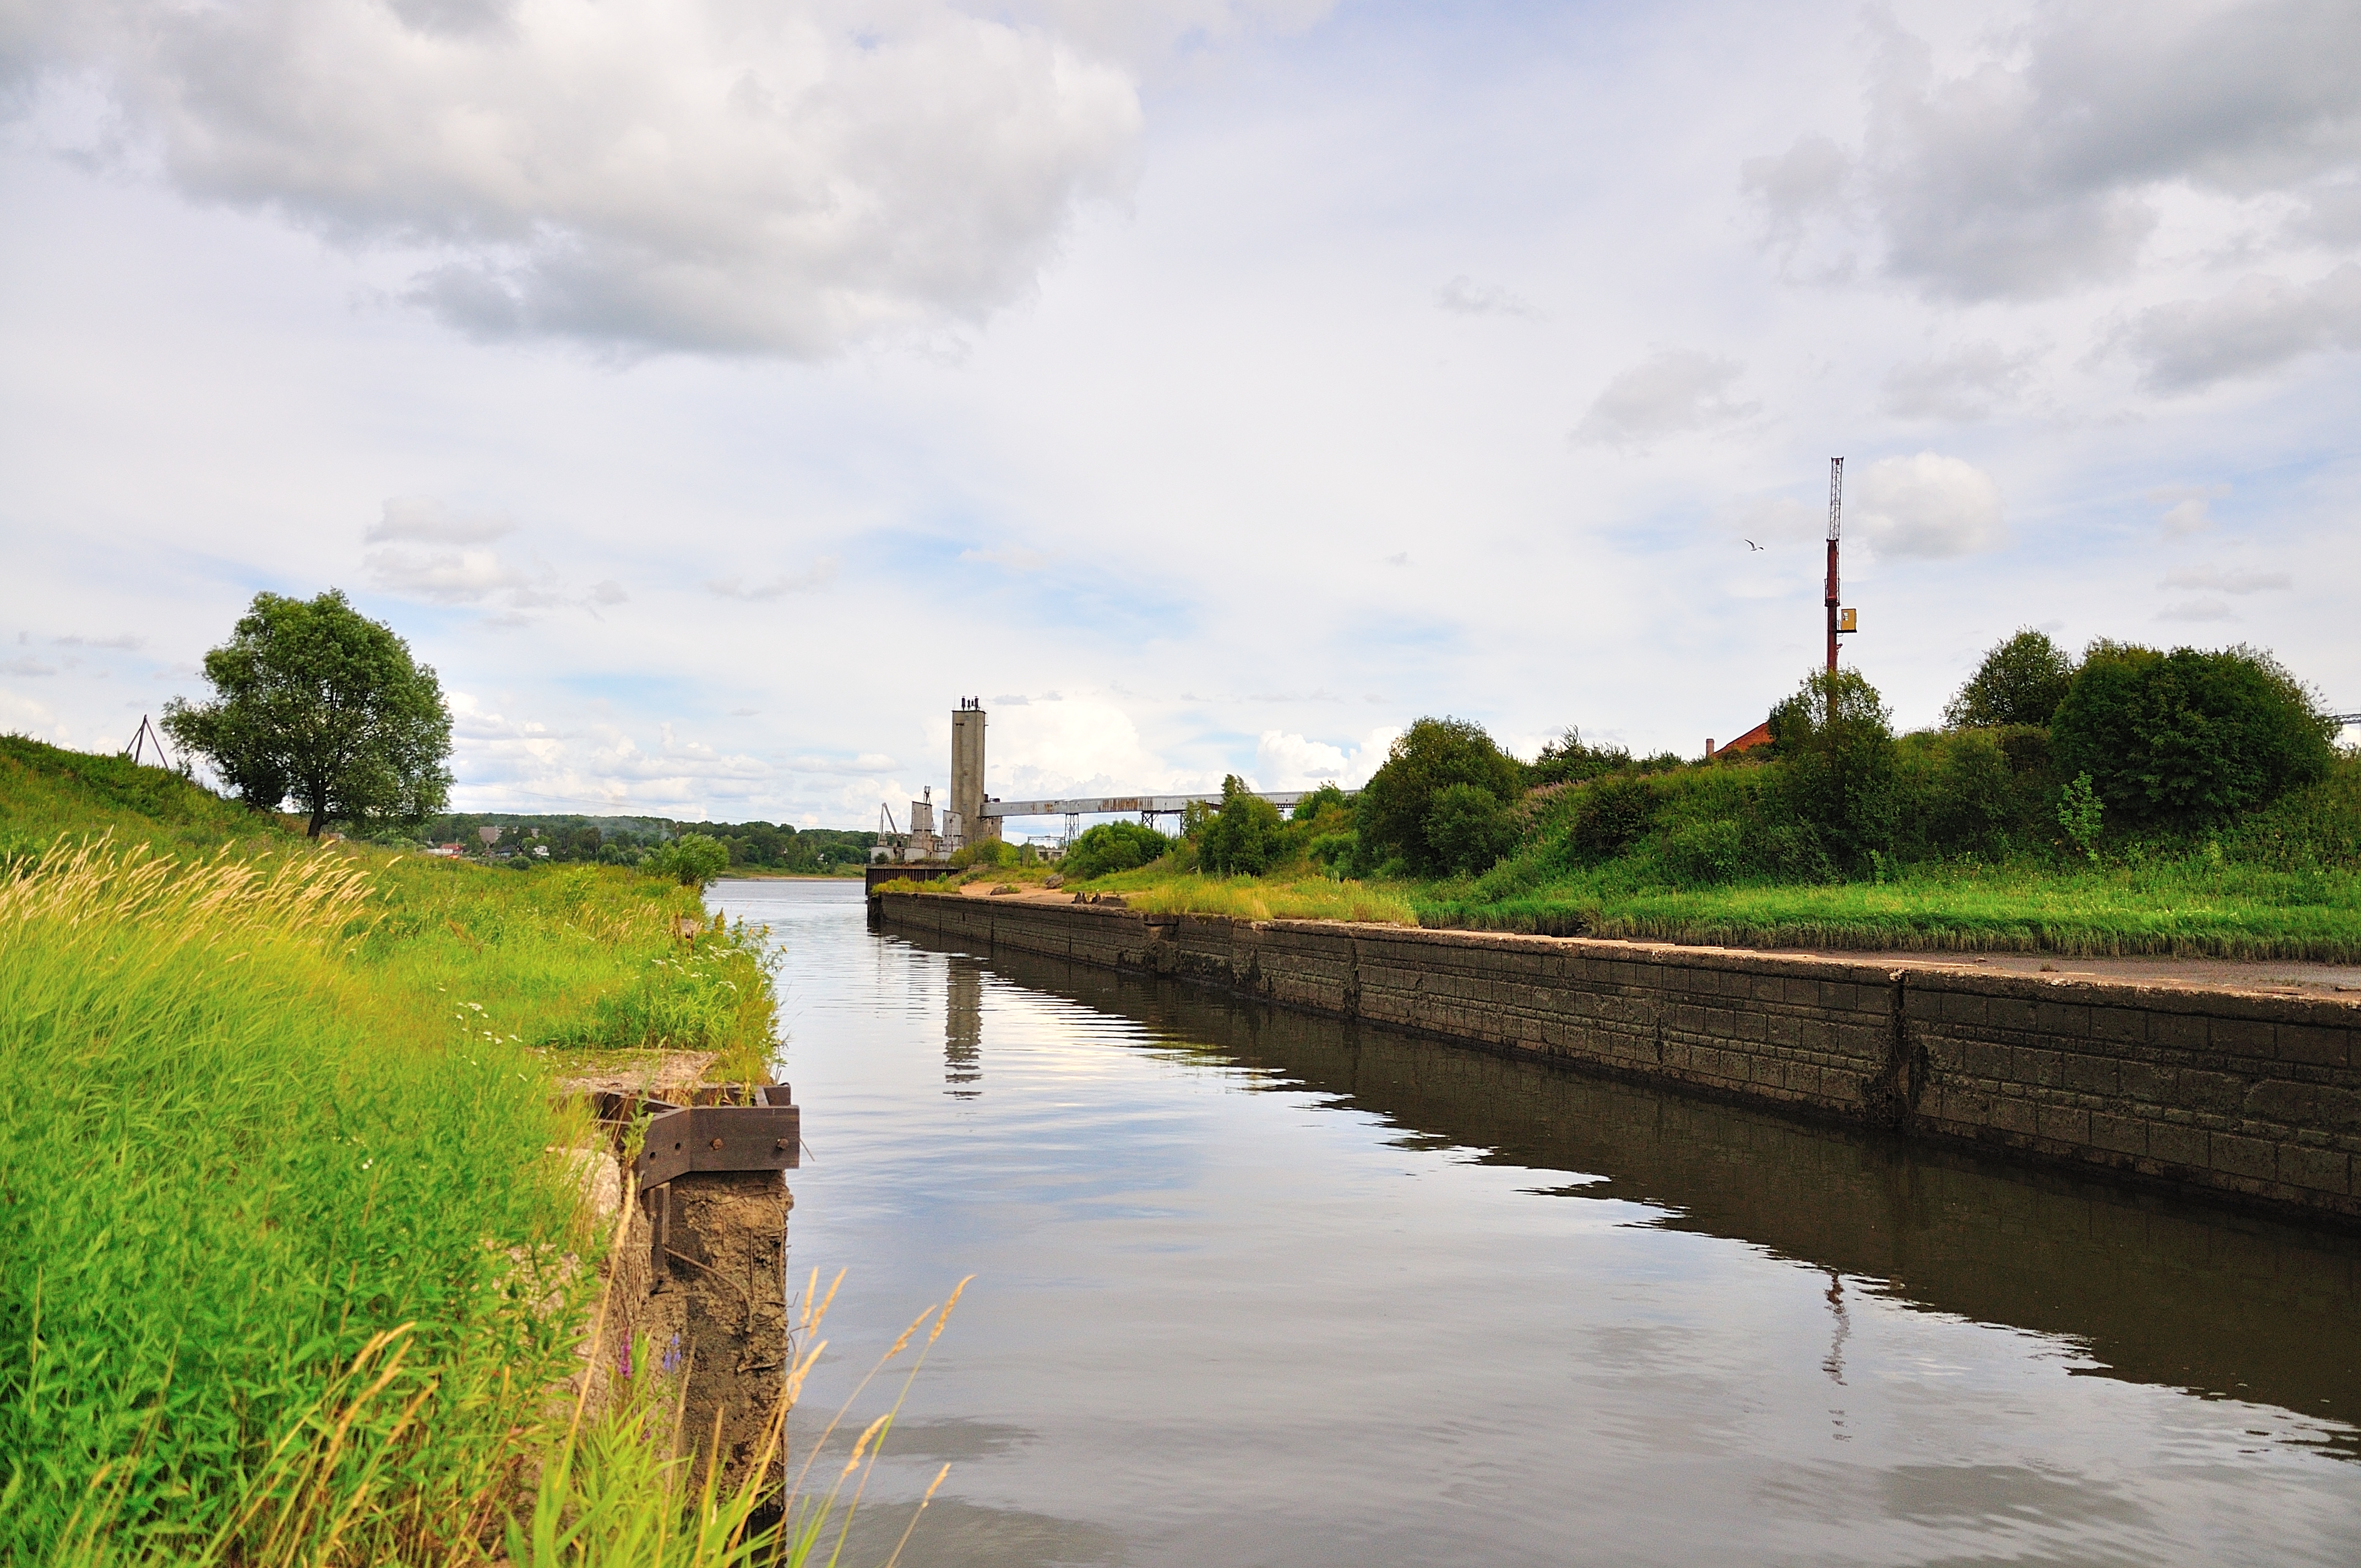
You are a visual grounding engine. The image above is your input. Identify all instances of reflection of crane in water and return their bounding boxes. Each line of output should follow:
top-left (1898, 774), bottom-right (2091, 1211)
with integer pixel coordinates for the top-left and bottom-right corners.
top-left (945, 959), bottom-right (983, 1099)
top-left (1823, 1267), bottom-right (1852, 1443)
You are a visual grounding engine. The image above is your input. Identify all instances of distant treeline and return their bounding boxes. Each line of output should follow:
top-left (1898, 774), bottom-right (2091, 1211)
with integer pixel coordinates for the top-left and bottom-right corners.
top-left (418, 812), bottom-right (878, 871)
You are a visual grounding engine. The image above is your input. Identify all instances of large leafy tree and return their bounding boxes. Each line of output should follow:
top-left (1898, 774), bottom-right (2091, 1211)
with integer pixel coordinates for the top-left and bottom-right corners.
top-left (164, 589), bottom-right (453, 838)
top-left (1944, 629), bottom-right (2076, 728)
top-left (1353, 716), bottom-right (1524, 876)
top-left (2051, 641), bottom-right (2335, 829)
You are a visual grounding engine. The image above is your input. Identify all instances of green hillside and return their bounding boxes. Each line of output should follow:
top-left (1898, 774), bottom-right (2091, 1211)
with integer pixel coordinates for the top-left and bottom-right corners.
top-left (0, 732), bottom-right (277, 853)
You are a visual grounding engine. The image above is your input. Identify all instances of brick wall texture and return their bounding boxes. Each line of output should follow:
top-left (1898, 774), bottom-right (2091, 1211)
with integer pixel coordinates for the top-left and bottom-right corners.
top-left (875, 892), bottom-right (2361, 1225)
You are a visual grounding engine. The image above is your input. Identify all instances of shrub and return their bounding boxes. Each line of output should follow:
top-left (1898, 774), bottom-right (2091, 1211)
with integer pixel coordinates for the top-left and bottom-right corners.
top-left (950, 837), bottom-right (1018, 869)
top-left (1200, 776), bottom-right (1288, 876)
top-left (1063, 821), bottom-right (1173, 880)
top-left (2052, 642), bottom-right (2336, 829)
top-left (1944, 629), bottom-right (2075, 728)
top-left (1291, 782), bottom-right (1350, 821)
top-left (1307, 831), bottom-right (1357, 873)
top-left (1767, 668), bottom-right (1898, 871)
top-left (1423, 783), bottom-right (1519, 876)
top-left (1526, 726), bottom-right (1633, 788)
top-left (646, 831), bottom-right (730, 887)
top-left (1566, 774), bottom-right (1658, 862)
top-left (1660, 817), bottom-right (1748, 885)
top-left (1355, 717), bottom-right (1524, 876)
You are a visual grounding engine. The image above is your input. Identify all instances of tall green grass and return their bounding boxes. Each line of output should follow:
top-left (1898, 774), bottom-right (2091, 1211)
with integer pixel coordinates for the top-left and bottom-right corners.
top-left (0, 839), bottom-right (589, 1561)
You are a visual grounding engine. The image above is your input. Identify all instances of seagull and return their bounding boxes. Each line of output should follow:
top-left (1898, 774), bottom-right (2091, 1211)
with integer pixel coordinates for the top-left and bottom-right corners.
top-left (1744, 538), bottom-right (1762, 551)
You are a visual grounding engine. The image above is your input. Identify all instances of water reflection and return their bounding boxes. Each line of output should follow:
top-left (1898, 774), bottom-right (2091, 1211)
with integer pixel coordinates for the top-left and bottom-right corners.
top-left (923, 931), bottom-right (2361, 1449)
top-left (944, 957), bottom-right (982, 1098)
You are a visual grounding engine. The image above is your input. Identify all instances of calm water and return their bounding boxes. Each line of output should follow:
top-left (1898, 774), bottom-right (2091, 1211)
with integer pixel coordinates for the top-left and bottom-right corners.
top-left (716, 879), bottom-right (2361, 1566)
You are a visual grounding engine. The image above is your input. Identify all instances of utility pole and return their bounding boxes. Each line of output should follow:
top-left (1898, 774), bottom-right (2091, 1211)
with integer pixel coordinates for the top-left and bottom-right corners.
top-left (1825, 456), bottom-right (1843, 674)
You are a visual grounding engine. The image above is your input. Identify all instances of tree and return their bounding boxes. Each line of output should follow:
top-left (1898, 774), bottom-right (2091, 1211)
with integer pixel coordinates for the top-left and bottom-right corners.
top-left (1767, 667), bottom-right (1897, 870)
top-left (649, 832), bottom-right (731, 888)
top-left (1199, 776), bottom-right (1287, 876)
top-left (2050, 641), bottom-right (2335, 829)
top-left (1944, 629), bottom-right (2075, 728)
top-left (1354, 717), bottom-right (1523, 876)
top-left (1423, 783), bottom-right (1517, 876)
top-left (1062, 821), bottom-right (1172, 880)
top-left (163, 589), bottom-right (452, 839)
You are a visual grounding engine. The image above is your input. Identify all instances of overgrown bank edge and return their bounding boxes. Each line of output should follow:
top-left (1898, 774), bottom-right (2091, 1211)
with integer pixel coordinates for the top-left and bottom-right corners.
top-left (0, 737), bottom-right (784, 1562)
top-left (978, 641), bottom-right (2361, 961)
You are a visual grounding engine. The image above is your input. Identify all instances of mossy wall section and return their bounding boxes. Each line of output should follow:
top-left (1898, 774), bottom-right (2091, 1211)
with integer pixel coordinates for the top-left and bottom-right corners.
top-left (875, 892), bottom-right (2360, 1226)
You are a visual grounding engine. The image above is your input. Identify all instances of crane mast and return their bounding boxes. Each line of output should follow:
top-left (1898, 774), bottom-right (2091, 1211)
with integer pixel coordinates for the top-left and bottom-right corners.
top-left (1824, 456), bottom-right (1843, 674)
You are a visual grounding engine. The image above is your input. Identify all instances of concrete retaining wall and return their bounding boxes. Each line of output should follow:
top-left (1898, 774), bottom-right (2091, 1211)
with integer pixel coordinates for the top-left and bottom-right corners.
top-left (875, 892), bottom-right (2361, 1225)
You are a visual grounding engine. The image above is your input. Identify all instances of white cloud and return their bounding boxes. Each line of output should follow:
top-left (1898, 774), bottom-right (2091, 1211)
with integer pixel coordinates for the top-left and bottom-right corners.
top-left (1251, 727), bottom-right (1394, 791)
top-left (1572, 351), bottom-right (1756, 449)
top-left (2159, 565), bottom-right (2291, 594)
top-left (1879, 340), bottom-right (2042, 420)
top-left (53, 633), bottom-right (145, 650)
top-left (0, 688), bottom-right (69, 741)
top-left (2158, 598), bottom-right (2235, 622)
top-left (15, 0), bottom-right (1152, 356)
top-left (704, 557), bottom-right (840, 600)
top-left (365, 545), bottom-right (531, 603)
top-left (365, 495), bottom-right (515, 545)
top-left (1740, 133), bottom-right (1853, 276)
top-left (2125, 263), bottom-right (2361, 391)
top-left (1851, 453), bottom-right (2006, 560)
top-left (1434, 275), bottom-right (1541, 319)
top-left (3, 657), bottom-right (59, 676)
top-left (2147, 482), bottom-right (2231, 537)
top-left (789, 753), bottom-right (898, 776)
top-left (987, 692), bottom-right (1210, 799)
top-left (1752, 3), bottom-right (2361, 303)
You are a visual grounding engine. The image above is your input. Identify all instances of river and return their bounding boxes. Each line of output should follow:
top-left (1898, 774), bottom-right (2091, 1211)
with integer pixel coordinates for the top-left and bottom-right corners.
top-left (716, 878), bottom-right (2361, 1566)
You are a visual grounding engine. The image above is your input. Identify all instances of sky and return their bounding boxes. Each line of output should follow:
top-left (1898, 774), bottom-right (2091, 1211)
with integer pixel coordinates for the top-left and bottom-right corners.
top-left (4, 0), bottom-right (2359, 829)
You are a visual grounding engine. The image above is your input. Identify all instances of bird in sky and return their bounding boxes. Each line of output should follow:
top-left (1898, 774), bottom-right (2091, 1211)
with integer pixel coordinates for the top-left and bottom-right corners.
top-left (1743, 538), bottom-right (1762, 551)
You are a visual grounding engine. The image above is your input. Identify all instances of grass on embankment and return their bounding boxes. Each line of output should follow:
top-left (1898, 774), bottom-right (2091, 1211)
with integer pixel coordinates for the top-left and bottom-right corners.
top-left (1052, 756), bottom-right (2361, 961)
top-left (0, 741), bottom-right (784, 1562)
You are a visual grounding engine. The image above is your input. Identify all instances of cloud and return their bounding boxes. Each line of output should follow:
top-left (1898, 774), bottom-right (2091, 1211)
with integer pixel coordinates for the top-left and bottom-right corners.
top-left (1572, 351), bottom-right (1756, 449)
top-left (364, 496), bottom-right (515, 545)
top-left (3, 657), bottom-right (58, 676)
top-left (2123, 263), bottom-right (2361, 391)
top-left (52, 633), bottom-right (146, 650)
top-left (588, 580), bottom-right (628, 605)
top-left (2158, 598), bottom-right (2235, 622)
top-left (704, 557), bottom-right (840, 600)
top-left (2158, 565), bottom-right (2291, 594)
top-left (0, 688), bottom-right (68, 742)
top-left (1434, 275), bottom-right (1541, 319)
top-left (1851, 453), bottom-right (2006, 560)
top-left (1879, 340), bottom-right (2042, 420)
top-left (1740, 133), bottom-right (1853, 275)
top-left (789, 753), bottom-right (897, 776)
top-left (1251, 727), bottom-right (1394, 791)
top-left (365, 545), bottom-right (531, 602)
top-left (2147, 482), bottom-right (2231, 537)
top-left (18, 1), bottom-right (1152, 356)
top-left (1751, 4), bottom-right (2361, 302)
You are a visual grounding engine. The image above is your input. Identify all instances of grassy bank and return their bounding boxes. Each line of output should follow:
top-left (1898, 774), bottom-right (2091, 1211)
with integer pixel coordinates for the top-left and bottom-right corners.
top-left (1046, 753), bottom-right (2361, 960)
top-left (0, 740), bottom-right (786, 1562)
